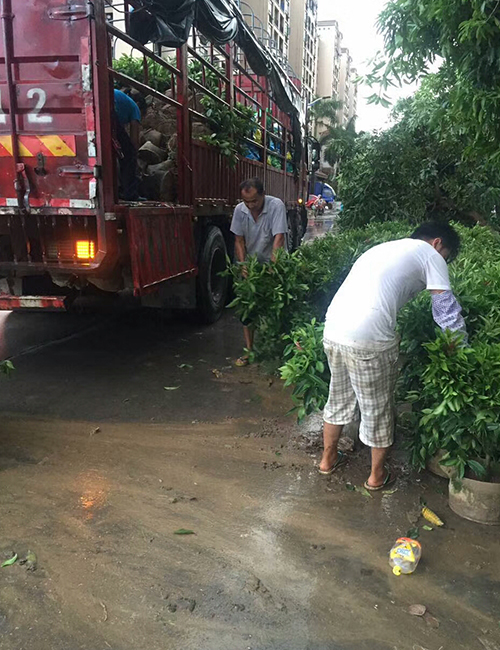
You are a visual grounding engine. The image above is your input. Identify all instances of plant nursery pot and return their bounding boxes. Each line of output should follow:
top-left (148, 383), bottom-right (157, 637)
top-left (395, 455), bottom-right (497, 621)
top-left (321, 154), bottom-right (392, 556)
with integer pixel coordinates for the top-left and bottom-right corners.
top-left (427, 449), bottom-right (455, 479)
top-left (449, 477), bottom-right (500, 525)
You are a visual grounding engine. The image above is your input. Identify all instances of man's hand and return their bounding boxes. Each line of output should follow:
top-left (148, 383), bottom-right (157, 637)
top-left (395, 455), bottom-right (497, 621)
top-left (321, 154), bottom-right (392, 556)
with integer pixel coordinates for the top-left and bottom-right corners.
top-left (234, 235), bottom-right (248, 278)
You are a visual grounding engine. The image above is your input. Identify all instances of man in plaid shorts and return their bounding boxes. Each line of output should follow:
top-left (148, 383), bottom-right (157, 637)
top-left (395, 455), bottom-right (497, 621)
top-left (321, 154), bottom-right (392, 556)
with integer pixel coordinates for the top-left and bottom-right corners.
top-left (319, 222), bottom-right (467, 490)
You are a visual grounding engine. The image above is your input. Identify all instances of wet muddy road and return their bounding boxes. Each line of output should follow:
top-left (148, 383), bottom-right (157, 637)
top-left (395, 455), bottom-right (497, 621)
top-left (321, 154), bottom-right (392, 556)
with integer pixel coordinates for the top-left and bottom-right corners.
top-left (0, 215), bottom-right (499, 650)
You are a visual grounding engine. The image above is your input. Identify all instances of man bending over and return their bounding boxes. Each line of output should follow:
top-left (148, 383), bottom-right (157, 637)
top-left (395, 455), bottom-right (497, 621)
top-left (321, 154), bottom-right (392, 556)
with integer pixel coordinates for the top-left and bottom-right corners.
top-left (320, 222), bottom-right (467, 489)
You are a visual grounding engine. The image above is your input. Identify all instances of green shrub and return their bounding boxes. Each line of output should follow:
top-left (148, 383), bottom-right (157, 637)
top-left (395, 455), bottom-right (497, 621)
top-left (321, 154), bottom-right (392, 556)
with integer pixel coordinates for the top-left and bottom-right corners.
top-left (236, 222), bottom-right (500, 477)
top-left (113, 54), bottom-right (172, 93)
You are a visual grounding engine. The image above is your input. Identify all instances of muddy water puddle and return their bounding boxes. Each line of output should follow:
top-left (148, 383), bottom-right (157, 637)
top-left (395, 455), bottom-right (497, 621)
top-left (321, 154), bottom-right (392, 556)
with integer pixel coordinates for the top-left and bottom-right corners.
top-left (0, 412), bottom-right (499, 650)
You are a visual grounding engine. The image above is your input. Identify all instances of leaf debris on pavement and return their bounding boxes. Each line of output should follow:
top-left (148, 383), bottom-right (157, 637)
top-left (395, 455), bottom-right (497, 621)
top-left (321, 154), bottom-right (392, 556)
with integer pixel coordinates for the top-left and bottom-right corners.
top-left (406, 527), bottom-right (420, 539)
top-left (177, 363), bottom-right (193, 370)
top-left (164, 386), bottom-right (180, 391)
top-left (174, 529), bottom-right (195, 535)
top-left (1, 553), bottom-right (18, 567)
top-left (422, 525), bottom-right (434, 531)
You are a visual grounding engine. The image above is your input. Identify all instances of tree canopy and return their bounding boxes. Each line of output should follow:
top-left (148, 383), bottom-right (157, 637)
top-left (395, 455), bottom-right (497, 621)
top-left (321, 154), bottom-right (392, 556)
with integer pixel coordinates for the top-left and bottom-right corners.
top-left (366, 0), bottom-right (500, 162)
top-left (335, 0), bottom-right (500, 229)
top-left (337, 75), bottom-right (500, 229)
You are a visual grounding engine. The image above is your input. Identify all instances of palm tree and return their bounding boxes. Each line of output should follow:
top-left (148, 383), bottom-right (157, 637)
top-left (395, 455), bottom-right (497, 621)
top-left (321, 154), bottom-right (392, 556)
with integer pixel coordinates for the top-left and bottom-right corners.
top-left (308, 98), bottom-right (358, 174)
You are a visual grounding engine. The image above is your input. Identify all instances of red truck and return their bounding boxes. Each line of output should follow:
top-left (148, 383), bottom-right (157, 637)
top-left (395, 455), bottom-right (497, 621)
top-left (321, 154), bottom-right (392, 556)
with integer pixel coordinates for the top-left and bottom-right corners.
top-left (0, 0), bottom-right (307, 321)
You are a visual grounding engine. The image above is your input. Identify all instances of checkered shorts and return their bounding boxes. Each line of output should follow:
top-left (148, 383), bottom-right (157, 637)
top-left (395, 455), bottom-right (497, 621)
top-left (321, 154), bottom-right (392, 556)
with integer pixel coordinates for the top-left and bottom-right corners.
top-left (323, 339), bottom-right (400, 448)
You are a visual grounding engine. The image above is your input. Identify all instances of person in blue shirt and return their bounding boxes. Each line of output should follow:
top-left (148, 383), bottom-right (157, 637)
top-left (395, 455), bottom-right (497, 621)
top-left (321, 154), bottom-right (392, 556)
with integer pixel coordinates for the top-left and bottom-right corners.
top-left (113, 89), bottom-right (142, 201)
top-left (114, 89), bottom-right (141, 149)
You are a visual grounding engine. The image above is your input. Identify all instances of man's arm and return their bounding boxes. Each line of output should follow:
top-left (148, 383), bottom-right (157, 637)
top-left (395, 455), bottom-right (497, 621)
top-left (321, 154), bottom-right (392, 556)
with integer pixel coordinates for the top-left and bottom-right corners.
top-left (429, 289), bottom-right (468, 343)
top-left (271, 233), bottom-right (285, 262)
top-left (234, 235), bottom-right (247, 264)
top-left (129, 120), bottom-right (140, 150)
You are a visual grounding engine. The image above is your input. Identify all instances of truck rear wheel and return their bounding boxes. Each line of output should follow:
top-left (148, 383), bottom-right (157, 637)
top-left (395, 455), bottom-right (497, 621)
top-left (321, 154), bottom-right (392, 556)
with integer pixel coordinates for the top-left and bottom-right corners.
top-left (287, 209), bottom-right (300, 252)
top-left (197, 226), bottom-right (229, 323)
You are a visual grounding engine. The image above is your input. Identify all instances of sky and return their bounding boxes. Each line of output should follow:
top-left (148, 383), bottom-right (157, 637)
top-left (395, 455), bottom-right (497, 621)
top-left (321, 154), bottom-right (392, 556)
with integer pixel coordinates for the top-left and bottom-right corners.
top-left (318, 0), bottom-right (416, 131)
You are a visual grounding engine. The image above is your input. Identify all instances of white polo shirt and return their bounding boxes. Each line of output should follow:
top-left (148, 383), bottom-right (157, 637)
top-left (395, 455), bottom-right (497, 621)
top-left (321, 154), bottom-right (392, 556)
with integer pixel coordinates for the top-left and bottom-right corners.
top-left (324, 238), bottom-right (451, 346)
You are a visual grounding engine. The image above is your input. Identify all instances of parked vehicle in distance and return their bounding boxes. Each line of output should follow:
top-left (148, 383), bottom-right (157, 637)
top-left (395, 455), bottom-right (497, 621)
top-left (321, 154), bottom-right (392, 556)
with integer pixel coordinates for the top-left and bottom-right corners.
top-left (306, 194), bottom-right (319, 209)
top-left (312, 181), bottom-right (336, 208)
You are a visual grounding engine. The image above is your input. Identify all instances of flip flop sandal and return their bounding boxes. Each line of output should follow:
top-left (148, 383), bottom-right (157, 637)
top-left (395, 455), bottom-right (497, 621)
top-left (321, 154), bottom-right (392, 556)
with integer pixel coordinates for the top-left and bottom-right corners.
top-left (363, 471), bottom-right (396, 492)
top-left (235, 356), bottom-right (250, 367)
top-left (318, 450), bottom-right (347, 475)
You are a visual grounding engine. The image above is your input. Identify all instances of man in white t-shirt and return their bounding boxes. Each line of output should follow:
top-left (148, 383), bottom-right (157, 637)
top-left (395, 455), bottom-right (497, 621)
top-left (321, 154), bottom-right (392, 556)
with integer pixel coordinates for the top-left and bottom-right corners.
top-left (319, 222), bottom-right (467, 490)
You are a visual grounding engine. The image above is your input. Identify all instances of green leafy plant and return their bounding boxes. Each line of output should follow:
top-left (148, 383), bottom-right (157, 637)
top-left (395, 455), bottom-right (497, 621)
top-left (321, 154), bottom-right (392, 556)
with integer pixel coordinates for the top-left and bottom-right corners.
top-left (198, 96), bottom-right (257, 167)
top-left (0, 360), bottom-right (14, 376)
top-left (280, 319), bottom-right (329, 421)
top-left (113, 54), bottom-right (173, 93)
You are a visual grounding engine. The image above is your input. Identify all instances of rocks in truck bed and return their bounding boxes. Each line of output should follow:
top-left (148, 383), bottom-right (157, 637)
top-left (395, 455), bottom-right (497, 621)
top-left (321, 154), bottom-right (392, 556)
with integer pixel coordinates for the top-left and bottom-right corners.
top-left (137, 141), bottom-right (168, 165)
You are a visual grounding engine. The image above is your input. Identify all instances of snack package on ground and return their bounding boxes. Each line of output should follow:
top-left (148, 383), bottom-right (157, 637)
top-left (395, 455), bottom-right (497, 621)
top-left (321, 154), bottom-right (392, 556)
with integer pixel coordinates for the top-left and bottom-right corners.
top-left (389, 537), bottom-right (422, 576)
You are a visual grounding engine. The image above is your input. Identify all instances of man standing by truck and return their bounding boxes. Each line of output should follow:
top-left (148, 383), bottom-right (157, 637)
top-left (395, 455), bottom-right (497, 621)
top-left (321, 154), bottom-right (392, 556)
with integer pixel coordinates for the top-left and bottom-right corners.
top-left (114, 89), bottom-right (142, 201)
top-left (319, 222), bottom-right (467, 489)
top-left (231, 178), bottom-right (288, 366)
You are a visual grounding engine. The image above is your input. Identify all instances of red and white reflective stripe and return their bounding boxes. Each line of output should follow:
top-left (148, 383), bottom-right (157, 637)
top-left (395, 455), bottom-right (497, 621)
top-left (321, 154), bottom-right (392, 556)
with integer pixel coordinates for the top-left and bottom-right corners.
top-left (0, 295), bottom-right (67, 310)
top-left (0, 197), bottom-right (94, 208)
top-left (81, 36), bottom-right (97, 159)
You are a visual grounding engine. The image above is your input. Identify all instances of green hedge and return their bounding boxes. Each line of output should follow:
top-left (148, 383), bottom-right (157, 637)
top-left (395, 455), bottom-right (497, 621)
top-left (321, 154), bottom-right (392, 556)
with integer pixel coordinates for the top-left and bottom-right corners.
top-left (230, 223), bottom-right (500, 478)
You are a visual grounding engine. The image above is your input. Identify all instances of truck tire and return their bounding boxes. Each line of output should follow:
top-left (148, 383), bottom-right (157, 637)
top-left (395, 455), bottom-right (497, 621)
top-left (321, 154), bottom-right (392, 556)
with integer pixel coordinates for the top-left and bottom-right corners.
top-left (300, 204), bottom-right (308, 238)
top-left (287, 209), bottom-right (300, 252)
top-left (197, 226), bottom-right (229, 324)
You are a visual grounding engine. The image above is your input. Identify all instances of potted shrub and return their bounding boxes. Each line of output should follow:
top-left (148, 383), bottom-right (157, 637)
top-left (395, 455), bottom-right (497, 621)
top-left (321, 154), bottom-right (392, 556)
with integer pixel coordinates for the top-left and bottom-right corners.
top-left (408, 333), bottom-right (500, 525)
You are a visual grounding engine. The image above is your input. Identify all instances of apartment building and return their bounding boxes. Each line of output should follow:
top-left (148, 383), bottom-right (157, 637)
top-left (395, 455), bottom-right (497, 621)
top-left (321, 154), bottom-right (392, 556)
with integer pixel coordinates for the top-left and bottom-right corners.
top-left (316, 20), bottom-right (342, 100)
top-left (288, 0), bottom-right (319, 105)
top-left (242, 0), bottom-right (291, 69)
top-left (316, 19), bottom-right (357, 127)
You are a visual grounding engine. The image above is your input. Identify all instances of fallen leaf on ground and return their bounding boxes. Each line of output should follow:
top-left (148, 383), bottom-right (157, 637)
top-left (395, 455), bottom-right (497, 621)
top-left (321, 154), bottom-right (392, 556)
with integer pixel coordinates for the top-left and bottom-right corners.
top-left (406, 527), bottom-right (420, 539)
top-left (1, 553), bottom-right (17, 567)
top-left (345, 483), bottom-right (356, 491)
top-left (177, 363), bottom-right (193, 370)
top-left (164, 386), bottom-right (180, 391)
top-left (173, 529), bottom-right (195, 535)
top-left (356, 486), bottom-right (373, 498)
top-left (408, 604), bottom-right (426, 616)
top-left (422, 525), bottom-right (434, 531)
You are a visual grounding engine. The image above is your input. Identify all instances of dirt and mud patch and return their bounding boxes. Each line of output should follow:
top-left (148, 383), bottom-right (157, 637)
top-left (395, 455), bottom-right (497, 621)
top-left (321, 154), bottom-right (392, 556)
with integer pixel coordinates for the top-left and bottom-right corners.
top-left (1, 415), bottom-right (499, 650)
